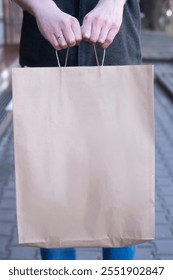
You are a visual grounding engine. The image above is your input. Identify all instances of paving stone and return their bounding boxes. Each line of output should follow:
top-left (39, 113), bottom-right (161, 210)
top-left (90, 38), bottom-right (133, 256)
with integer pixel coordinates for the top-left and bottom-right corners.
top-left (155, 170), bottom-right (171, 177)
top-left (155, 162), bottom-right (165, 168)
top-left (35, 250), bottom-right (41, 260)
top-left (11, 228), bottom-right (19, 246)
top-left (0, 253), bottom-right (8, 260)
top-left (77, 249), bottom-right (102, 260)
top-left (156, 178), bottom-right (172, 186)
top-left (0, 222), bottom-right (13, 236)
top-left (162, 196), bottom-right (173, 206)
top-left (0, 236), bottom-right (10, 255)
top-left (160, 187), bottom-right (173, 196)
top-left (2, 189), bottom-right (16, 199)
top-left (0, 209), bottom-right (16, 222)
top-left (157, 255), bottom-right (173, 260)
top-left (168, 207), bottom-right (173, 217)
top-left (138, 242), bottom-right (154, 249)
top-left (78, 248), bottom-right (102, 252)
top-left (136, 247), bottom-right (155, 260)
top-left (9, 246), bottom-right (38, 260)
top-left (0, 198), bottom-right (16, 209)
top-left (157, 170), bottom-right (169, 178)
top-left (155, 201), bottom-right (164, 212)
top-left (155, 224), bottom-right (173, 239)
top-left (154, 240), bottom-right (173, 255)
top-left (168, 217), bottom-right (173, 223)
top-left (155, 212), bottom-right (169, 225)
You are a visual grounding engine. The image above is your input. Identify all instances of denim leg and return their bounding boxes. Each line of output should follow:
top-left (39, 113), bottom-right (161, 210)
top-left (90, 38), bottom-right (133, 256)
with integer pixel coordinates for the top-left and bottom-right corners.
top-left (40, 248), bottom-right (76, 260)
top-left (102, 246), bottom-right (136, 260)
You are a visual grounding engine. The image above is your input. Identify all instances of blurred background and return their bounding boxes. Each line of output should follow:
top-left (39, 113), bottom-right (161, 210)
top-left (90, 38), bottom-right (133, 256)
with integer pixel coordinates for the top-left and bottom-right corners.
top-left (0, 0), bottom-right (173, 260)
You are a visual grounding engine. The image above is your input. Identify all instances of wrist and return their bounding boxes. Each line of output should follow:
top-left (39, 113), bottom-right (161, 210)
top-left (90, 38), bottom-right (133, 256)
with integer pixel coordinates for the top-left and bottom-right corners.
top-left (97, 0), bottom-right (126, 10)
top-left (98, 0), bottom-right (126, 7)
top-left (32, 0), bottom-right (60, 17)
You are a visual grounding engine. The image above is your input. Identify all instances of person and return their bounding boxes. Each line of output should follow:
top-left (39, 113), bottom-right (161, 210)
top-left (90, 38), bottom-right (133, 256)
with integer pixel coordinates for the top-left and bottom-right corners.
top-left (13, 0), bottom-right (142, 260)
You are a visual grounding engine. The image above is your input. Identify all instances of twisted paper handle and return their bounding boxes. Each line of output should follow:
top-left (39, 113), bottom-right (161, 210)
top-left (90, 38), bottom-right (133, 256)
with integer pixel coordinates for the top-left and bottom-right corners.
top-left (55, 44), bottom-right (106, 67)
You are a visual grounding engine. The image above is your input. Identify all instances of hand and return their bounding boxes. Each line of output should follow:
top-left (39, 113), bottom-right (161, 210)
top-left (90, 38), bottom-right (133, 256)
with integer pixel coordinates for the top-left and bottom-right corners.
top-left (81, 0), bottom-right (126, 49)
top-left (34, 1), bottom-right (82, 50)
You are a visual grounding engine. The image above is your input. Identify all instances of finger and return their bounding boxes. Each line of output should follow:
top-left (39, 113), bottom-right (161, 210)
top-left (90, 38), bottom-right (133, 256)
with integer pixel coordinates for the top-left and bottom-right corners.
top-left (97, 25), bottom-right (109, 46)
top-left (81, 16), bottom-right (92, 42)
top-left (55, 32), bottom-right (68, 49)
top-left (71, 19), bottom-right (82, 45)
top-left (62, 25), bottom-right (76, 47)
top-left (89, 21), bottom-right (102, 44)
top-left (101, 28), bottom-right (117, 49)
top-left (51, 34), bottom-right (61, 50)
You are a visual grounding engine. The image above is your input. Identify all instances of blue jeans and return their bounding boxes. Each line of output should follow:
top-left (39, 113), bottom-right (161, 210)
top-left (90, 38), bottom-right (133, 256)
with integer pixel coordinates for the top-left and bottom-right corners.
top-left (40, 246), bottom-right (136, 260)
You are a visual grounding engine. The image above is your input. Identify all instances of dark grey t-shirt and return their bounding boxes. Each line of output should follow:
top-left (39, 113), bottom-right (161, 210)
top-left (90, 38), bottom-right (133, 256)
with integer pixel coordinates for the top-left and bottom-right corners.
top-left (19, 0), bottom-right (142, 67)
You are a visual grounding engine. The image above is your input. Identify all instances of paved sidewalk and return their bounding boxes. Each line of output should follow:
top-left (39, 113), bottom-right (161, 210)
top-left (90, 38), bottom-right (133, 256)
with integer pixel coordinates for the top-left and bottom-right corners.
top-left (0, 45), bottom-right (19, 138)
top-left (141, 30), bottom-right (173, 62)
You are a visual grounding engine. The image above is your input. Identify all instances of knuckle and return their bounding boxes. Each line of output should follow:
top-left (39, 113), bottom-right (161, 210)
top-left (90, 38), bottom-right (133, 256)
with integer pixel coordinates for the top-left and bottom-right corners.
top-left (54, 43), bottom-right (61, 50)
top-left (112, 23), bottom-right (119, 31)
top-left (106, 38), bottom-right (113, 44)
top-left (98, 39), bottom-right (104, 45)
top-left (68, 40), bottom-right (76, 46)
top-left (93, 16), bottom-right (100, 24)
top-left (94, 15), bottom-right (99, 22)
top-left (54, 42), bottom-right (59, 48)
top-left (90, 37), bottom-right (97, 43)
top-left (76, 38), bottom-right (82, 44)
top-left (94, 16), bottom-right (109, 26)
top-left (77, 35), bottom-right (82, 41)
top-left (59, 19), bottom-right (64, 26)
top-left (84, 14), bottom-right (91, 22)
top-left (50, 37), bottom-right (59, 49)
top-left (60, 19), bottom-right (68, 28)
top-left (108, 37), bottom-right (113, 44)
top-left (103, 19), bottom-right (109, 26)
top-left (60, 43), bottom-right (68, 49)
top-left (102, 42), bottom-right (108, 49)
top-left (98, 42), bottom-right (105, 49)
top-left (82, 33), bottom-right (90, 40)
top-left (71, 17), bottom-right (78, 25)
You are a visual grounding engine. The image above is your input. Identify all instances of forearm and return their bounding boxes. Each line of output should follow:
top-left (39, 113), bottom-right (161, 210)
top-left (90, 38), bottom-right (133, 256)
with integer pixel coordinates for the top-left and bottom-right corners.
top-left (13, 0), bottom-right (57, 16)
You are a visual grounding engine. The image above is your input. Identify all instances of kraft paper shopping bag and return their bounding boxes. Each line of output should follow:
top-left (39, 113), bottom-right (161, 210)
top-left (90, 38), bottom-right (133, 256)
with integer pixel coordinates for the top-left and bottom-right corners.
top-left (12, 62), bottom-right (154, 248)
